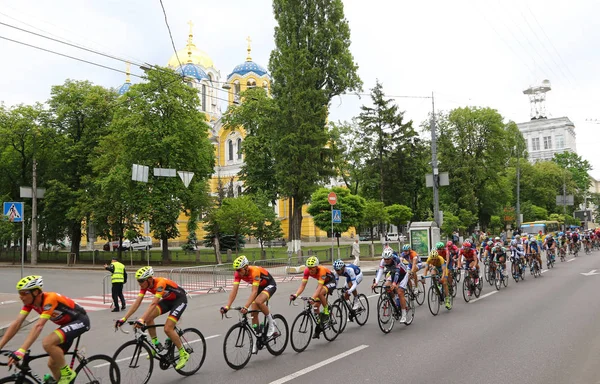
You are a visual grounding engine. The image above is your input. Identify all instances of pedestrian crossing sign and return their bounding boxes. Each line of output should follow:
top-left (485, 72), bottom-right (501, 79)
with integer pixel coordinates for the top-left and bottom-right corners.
top-left (332, 209), bottom-right (342, 223)
top-left (3, 202), bottom-right (24, 223)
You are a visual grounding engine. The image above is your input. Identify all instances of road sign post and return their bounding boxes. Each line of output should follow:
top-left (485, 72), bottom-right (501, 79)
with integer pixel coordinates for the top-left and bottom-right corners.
top-left (4, 202), bottom-right (25, 277)
top-left (328, 192), bottom-right (337, 263)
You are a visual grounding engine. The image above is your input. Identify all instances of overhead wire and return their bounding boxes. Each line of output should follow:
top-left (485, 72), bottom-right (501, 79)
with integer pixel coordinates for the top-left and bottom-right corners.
top-left (159, 0), bottom-right (183, 69)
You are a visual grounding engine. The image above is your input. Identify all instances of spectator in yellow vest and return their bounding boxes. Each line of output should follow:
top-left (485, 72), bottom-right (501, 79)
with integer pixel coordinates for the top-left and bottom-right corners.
top-left (104, 256), bottom-right (127, 312)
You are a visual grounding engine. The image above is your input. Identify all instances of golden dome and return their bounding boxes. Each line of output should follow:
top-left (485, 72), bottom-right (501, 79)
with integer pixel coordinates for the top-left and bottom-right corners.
top-left (167, 21), bottom-right (214, 69)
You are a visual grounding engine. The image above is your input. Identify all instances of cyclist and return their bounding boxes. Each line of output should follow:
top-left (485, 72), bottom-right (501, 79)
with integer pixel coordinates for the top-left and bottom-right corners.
top-left (400, 244), bottom-right (423, 296)
top-left (424, 249), bottom-right (451, 309)
top-left (491, 243), bottom-right (508, 276)
top-left (543, 234), bottom-right (557, 264)
top-left (220, 256), bottom-right (277, 339)
top-left (558, 232), bottom-right (568, 259)
top-left (458, 241), bottom-right (480, 286)
top-left (115, 266), bottom-right (189, 370)
top-left (290, 256), bottom-right (336, 339)
top-left (0, 276), bottom-right (88, 384)
top-left (371, 247), bottom-right (409, 323)
top-left (509, 239), bottom-right (526, 278)
top-left (436, 242), bottom-right (451, 279)
top-left (571, 230), bottom-right (580, 255)
top-left (526, 235), bottom-right (542, 272)
top-left (332, 259), bottom-right (363, 310)
top-left (446, 240), bottom-right (459, 275)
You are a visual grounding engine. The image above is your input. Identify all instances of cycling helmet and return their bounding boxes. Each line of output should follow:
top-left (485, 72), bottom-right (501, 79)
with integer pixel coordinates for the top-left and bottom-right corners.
top-left (382, 248), bottom-right (394, 259)
top-left (233, 255), bottom-right (249, 270)
top-left (305, 256), bottom-right (319, 267)
top-left (494, 237), bottom-right (500, 242)
top-left (510, 239), bottom-right (517, 246)
top-left (135, 266), bottom-right (154, 280)
top-left (402, 244), bottom-right (411, 251)
top-left (436, 242), bottom-right (445, 249)
top-left (16, 275), bottom-right (43, 291)
top-left (333, 259), bottom-right (345, 271)
top-left (429, 249), bottom-right (439, 258)
top-left (487, 240), bottom-right (493, 246)
top-left (462, 241), bottom-right (471, 248)
top-left (446, 241), bottom-right (453, 247)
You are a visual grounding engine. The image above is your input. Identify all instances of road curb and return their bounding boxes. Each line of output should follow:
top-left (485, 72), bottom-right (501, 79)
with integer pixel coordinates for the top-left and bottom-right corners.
top-left (0, 318), bottom-right (38, 338)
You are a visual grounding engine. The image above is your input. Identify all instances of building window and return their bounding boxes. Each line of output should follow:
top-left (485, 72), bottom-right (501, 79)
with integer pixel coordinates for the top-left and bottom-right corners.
top-left (247, 79), bottom-right (256, 88)
top-left (543, 136), bottom-right (552, 150)
top-left (228, 140), bottom-right (233, 161)
top-left (237, 185), bottom-right (242, 196)
top-left (531, 137), bottom-right (540, 151)
top-left (234, 81), bottom-right (241, 103)
top-left (555, 134), bottom-right (564, 149)
top-left (237, 138), bottom-right (242, 160)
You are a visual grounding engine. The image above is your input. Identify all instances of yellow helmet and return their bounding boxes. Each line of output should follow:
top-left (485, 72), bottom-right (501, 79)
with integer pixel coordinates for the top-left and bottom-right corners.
top-left (135, 266), bottom-right (154, 280)
top-left (305, 256), bottom-right (319, 267)
top-left (16, 275), bottom-right (43, 291)
top-left (429, 249), bottom-right (439, 258)
top-left (233, 255), bottom-right (249, 270)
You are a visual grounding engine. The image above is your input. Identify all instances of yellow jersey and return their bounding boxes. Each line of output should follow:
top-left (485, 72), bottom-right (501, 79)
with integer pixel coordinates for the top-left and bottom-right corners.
top-left (426, 255), bottom-right (446, 268)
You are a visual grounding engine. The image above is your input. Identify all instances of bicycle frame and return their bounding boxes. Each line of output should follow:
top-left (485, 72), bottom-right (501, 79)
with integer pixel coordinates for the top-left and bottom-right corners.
top-left (223, 308), bottom-right (279, 344)
top-left (119, 322), bottom-right (180, 367)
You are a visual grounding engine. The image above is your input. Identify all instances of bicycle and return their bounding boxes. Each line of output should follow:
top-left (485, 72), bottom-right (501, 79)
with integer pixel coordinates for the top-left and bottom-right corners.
top-left (559, 246), bottom-right (566, 262)
top-left (331, 288), bottom-right (370, 333)
top-left (289, 297), bottom-right (342, 353)
top-left (573, 242), bottom-right (580, 258)
top-left (425, 273), bottom-right (452, 316)
top-left (447, 267), bottom-right (457, 298)
top-left (483, 256), bottom-right (491, 284)
top-left (530, 256), bottom-right (541, 278)
top-left (222, 307), bottom-right (288, 370)
top-left (511, 257), bottom-right (526, 283)
top-left (407, 273), bottom-right (425, 306)
top-left (462, 267), bottom-right (482, 302)
top-left (546, 248), bottom-right (555, 268)
top-left (113, 322), bottom-right (206, 384)
top-left (584, 241), bottom-right (592, 255)
top-left (0, 334), bottom-right (120, 384)
top-left (494, 262), bottom-right (509, 290)
top-left (373, 283), bottom-right (415, 333)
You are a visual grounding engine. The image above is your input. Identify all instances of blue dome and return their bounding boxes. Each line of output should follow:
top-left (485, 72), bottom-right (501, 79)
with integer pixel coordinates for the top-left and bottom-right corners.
top-left (117, 82), bottom-right (131, 95)
top-left (227, 61), bottom-right (268, 80)
top-left (176, 63), bottom-right (208, 81)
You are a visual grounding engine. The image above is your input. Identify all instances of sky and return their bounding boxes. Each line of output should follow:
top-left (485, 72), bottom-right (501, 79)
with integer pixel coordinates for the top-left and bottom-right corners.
top-left (1, 0), bottom-right (599, 178)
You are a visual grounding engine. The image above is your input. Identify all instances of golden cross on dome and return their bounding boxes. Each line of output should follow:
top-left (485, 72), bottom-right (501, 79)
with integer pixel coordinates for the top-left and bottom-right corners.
top-left (246, 36), bottom-right (252, 61)
top-left (187, 20), bottom-right (194, 45)
top-left (125, 62), bottom-right (131, 83)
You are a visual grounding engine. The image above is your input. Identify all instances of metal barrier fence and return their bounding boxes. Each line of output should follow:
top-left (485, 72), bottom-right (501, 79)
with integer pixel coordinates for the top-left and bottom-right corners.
top-left (102, 269), bottom-right (172, 304)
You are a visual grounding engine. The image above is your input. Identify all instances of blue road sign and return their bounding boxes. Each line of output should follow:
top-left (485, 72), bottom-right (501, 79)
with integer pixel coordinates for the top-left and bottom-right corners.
top-left (3, 202), bottom-right (24, 223)
top-left (332, 209), bottom-right (342, 224)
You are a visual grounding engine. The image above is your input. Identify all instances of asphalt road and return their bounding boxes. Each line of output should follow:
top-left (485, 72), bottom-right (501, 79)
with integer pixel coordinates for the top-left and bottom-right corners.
top-left (1, 251), bottom-right (600, 384)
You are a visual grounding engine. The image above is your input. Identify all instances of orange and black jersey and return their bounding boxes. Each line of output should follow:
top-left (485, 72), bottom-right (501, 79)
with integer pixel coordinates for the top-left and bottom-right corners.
top-left (139, 277), bottom-right (186, 301)
top-left (302, 266), bottom-right (335, 285)
top-left (233, 266), bottom-right (276, 287)
top-left (20, 292), bottom-right (86, 326)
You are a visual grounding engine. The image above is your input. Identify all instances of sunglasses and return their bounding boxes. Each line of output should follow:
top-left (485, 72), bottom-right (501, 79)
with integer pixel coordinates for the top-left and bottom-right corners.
top-left (137, 279), bottom-right (148, 284)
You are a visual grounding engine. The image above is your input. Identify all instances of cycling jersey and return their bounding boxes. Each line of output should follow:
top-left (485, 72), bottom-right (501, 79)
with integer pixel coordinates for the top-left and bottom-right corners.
top-left (426, 255), bottom-right (446, 268)
top-left (374, 255), bottom-right (408, 284)
top-left (401, 250), bottom-right (419, 264)
top-left (302, 266), bottom-right (335, 285)
top-left (138, 277), bottom-right (187, 301)
top-left (20, 292), bottom-right (86, 326)
top-left (529, 241), bottom-right (539, 252)
top-left (234, 266), bottom-right (276, 288)
top-left (334, 264), bottom-right (363, 294)
top-left (459, 248), bottom-right (477, 261)
top-left (510, 246), bottom-right (525, 259)
top-left (572, 233), bottom-right (579, 242)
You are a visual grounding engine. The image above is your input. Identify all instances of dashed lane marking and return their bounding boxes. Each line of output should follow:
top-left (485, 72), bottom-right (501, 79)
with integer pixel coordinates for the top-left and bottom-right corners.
top-left (470, 291), bottom-right (498, 303)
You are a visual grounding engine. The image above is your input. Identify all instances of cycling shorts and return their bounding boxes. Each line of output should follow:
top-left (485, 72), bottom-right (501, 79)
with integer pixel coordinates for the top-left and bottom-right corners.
top-left (346, 272), bottom-right (363, 286)
top-left (322, 281), bottom-right (337, 294)
top-left (54, 314), bottom-right (90, 353)
top-left (257, 283), bottom-right (277, 299)
top-left (385, 268), bottom-right (409, 290)
top-left (157, 295), bottom-right (187, 323)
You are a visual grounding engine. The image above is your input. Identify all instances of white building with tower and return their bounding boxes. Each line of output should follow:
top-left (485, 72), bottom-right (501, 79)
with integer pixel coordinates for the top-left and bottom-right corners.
top-left (517, 80), bottom-right (577, 163)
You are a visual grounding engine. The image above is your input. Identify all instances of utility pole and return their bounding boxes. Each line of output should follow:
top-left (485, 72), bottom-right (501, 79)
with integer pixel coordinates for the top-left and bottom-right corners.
top-left (31, 158), bottom-right (38, 265)
top-left (430, 92), bottom-right (440, 226)
top-left (516, 144), bottom-right (521, 229)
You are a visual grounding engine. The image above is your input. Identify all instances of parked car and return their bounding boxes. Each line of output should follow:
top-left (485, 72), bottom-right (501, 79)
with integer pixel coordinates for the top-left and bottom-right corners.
top-left (122, 236), bottom-right (153, 251)
top-left (103, 240), bottom-right (121, 252)
top-left (260, 238), bottom-right (287, 247)
top-left (386, 233), bottom-right (399, 241)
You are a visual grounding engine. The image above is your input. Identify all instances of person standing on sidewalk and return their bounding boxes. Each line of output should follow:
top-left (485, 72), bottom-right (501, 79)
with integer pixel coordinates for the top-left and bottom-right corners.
top-left (104, 256), bottom-right (127, 312)
top-left (352, 239), bottom-right (361, 267)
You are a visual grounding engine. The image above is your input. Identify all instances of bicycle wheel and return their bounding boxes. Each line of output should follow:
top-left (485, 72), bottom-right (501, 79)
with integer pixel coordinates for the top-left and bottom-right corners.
top-left (484, 263), bottom-right (490, 283)
top-left (450, 276), bottom-right (457, 298)
top-left (427, 285), bottom-right (440, 316)
top-left (353, 294), bottom-right (370, 326)
top-left (0, 378), bottom-right (34, 383)
top-left (290, 311), bottom-right (313, 353)
top-left (265, 314), bottom-right (289, 356)
top-left (323, 303), bottom-right (342, 341)
top-left (223, 323), bottom-right (252, 370)
top-left (376, 295), bottom-right (395, 334)
top-left (474, 275), bottom-right (482, 298)
top-left (502, 271), bottom-right (508, 287)
top-left (495, 270), bottom-right (501, 290)
top-left (455, 268), bottom-right (462, 283)
top-left (176, 327), bottom-right (206, 376)
top-left (462, 276), bottom-right (472, 303)
top-left (113, 340), bottom-right (153, 384)
top-left (414, 279), bottom-right (425, 306)
top-left (332, 299), bottom-right (348, 333)
top-left (74, 353), bottom-right (120, 384)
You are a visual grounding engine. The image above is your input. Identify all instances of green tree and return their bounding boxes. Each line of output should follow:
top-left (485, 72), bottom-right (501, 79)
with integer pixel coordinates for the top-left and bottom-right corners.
top-left (521, 202), bottom-right (548, 222)
top-left (100, 67), bottom-right (214, 261)
top-left (307, 187), bottom-right (366, 246)
top-left (269, 0), bottom-right (362, 249)
top-left (328, 120), bottom-right (368, 195)
top-left (44, 80), bottom-right (117, 257)
top-left (360, 200), bottom-right (387, 244)
top-left (440, 211), bottom-right (461, 237)
top-left (216, 196), bottom-right (262, 255)
top-left (385, 204), bottom-right (412, 232)
top-left (250, 191), bottom-right (284, 253)
top-left (552, 152), bottom-right (592, 198)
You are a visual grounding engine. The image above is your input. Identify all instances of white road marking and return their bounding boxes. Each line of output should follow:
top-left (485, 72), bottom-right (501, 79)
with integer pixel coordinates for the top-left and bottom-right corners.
top-left (469, 291), bottom-right (497, 303)
top-left (541, 269), bottom-right (549, 274)
top-left (101, 334), bottom-right (220, 367)
top-left (567, 258), bottom-right (576, 262)
top-left (269, 345), bottom-right (369, 384)
top-left (367, 294), bottom-right (379, 299)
